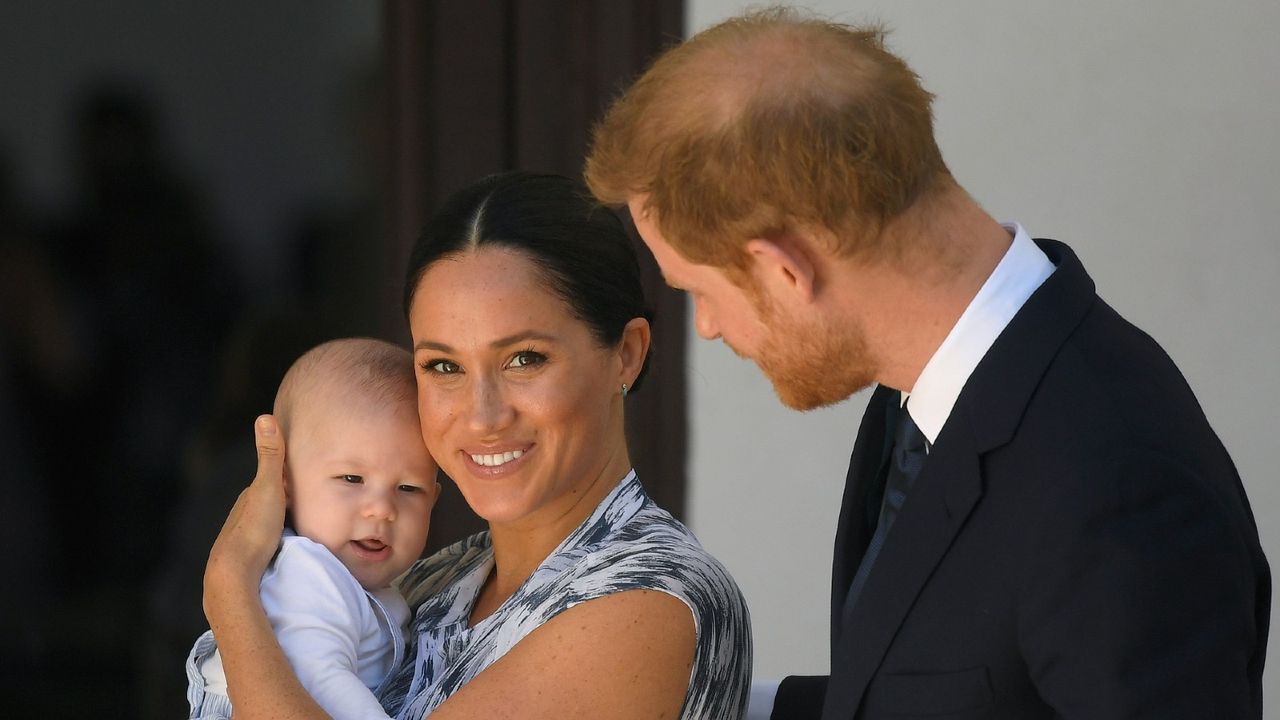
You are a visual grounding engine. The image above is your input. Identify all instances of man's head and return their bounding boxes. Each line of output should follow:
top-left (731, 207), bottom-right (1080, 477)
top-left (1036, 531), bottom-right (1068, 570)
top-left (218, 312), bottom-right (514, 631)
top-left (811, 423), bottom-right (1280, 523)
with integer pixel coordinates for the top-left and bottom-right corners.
top-left (588, 9), bottom-right (954, 407)
top-left (586, 8), bottom-right (952, 269)
top-left (633, 208), bottom-right (878, 410)
top-left (274, 338), bottom-right (439, 590)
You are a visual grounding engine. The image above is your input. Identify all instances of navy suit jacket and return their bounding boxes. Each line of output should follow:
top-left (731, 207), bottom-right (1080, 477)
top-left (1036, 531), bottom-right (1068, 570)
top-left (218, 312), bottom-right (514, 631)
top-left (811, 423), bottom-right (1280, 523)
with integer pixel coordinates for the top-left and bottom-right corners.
top-left (773, 239), bottom-right (1269, 719)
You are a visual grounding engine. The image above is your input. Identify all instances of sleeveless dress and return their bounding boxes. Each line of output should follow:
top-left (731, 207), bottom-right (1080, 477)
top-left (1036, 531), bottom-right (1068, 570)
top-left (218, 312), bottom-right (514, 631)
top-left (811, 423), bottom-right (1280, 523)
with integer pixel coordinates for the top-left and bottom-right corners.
top-left (378, 470), bottom-right (752, 719)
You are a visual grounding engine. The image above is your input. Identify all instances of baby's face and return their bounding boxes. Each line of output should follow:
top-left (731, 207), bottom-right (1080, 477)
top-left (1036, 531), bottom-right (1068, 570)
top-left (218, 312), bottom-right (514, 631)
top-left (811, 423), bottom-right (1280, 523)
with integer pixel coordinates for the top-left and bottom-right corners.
top-left (286, 399), bottom-right (438, 589)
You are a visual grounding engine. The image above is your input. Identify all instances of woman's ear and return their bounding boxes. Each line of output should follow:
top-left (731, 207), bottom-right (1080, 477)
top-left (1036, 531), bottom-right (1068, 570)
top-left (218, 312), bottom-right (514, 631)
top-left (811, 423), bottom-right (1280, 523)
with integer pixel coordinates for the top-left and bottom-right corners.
top-left (617, 317), bottom-right (652, 388)
top-left (745, 235), bottom-right (818, 303)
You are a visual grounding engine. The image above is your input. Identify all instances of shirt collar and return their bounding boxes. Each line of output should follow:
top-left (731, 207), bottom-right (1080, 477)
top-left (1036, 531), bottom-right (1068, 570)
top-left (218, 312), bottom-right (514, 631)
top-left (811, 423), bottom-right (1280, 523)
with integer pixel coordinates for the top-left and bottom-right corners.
top-left (905, 223), bottom-right (1056, 445)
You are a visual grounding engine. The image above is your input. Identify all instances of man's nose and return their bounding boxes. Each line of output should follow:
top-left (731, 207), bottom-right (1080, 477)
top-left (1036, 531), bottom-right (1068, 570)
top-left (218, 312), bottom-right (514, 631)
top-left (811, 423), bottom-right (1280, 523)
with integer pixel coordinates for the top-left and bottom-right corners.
top-left (693, 299), bottom-right (721, 340)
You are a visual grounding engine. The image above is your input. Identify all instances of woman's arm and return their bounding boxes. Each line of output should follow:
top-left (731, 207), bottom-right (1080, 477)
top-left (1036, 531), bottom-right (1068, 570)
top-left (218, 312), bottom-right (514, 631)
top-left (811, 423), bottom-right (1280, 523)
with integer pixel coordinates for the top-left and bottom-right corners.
top-left (202, 415), bottom-right (332, 720)
top-left (428, 589), bottom-right (697, 720)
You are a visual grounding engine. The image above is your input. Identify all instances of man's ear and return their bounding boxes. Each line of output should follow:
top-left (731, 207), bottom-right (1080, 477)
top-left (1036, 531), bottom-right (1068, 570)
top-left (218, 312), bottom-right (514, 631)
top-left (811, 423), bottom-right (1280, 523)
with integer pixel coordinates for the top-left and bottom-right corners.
top-left (745, 235), bottom-right (818, 303)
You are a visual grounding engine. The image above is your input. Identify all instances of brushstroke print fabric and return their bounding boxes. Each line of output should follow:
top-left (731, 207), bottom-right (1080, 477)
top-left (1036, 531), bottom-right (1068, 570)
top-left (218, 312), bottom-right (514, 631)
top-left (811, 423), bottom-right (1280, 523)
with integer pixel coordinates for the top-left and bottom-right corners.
top-left (378, 471), bottom-right (751, 719)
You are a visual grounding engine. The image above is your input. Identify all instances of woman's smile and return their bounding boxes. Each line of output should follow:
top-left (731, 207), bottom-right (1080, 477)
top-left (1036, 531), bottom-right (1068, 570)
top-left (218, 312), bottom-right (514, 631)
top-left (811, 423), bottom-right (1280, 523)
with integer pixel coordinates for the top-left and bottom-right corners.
top-left (468, 446), bottom-right (528, 467)
top-left (462, 444), bottom-right (534, 476)
top-left (410, 246), bottom-right (628, 527)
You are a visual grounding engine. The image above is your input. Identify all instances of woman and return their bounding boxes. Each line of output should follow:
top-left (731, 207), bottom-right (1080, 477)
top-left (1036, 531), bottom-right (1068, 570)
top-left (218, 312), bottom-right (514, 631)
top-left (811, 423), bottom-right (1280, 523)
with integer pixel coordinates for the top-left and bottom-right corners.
top-left (203, 171), bottom-right (751, 719)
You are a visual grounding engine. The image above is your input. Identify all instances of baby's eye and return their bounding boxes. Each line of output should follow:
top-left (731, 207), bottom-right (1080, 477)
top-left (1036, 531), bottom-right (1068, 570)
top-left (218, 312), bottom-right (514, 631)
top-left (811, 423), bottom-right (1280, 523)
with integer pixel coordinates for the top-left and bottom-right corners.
top-left (339, 474), bottom-right (363, 484)
top-left (509, 350), bottom-right (546, 368)
top-left (398, 484), bottom-right (422, 493)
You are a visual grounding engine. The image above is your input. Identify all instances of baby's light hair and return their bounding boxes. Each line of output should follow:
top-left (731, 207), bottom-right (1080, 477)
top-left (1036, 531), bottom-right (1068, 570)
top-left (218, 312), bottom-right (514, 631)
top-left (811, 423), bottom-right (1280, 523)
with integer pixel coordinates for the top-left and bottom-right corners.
top-left (273, 337), bottom-right (417, 437)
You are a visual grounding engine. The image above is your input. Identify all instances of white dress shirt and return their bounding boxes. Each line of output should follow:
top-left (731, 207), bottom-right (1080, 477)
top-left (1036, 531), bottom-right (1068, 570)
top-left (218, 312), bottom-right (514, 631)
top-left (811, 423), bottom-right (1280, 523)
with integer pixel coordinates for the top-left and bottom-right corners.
top-left (903, 223), bottom-right (1056, 444)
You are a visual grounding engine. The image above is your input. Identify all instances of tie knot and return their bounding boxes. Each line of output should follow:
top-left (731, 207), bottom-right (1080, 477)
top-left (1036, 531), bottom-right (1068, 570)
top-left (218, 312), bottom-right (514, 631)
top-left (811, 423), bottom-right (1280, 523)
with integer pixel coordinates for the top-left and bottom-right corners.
top-left (895, 407), bottom-right (927, 453)
top-left (893, 407), bottom-right (928, 480)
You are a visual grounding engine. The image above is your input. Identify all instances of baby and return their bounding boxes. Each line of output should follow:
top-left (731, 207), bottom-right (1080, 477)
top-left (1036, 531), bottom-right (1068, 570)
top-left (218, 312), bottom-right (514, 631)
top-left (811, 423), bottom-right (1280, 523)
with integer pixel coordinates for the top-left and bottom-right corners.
top-left (186, 337), bottom-right (439, 719)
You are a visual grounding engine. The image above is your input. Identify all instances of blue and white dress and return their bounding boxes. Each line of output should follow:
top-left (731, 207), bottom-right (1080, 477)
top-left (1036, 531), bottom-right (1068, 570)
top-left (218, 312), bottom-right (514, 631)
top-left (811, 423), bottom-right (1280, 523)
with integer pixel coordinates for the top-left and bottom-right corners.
top-left (378, 470), bottom-right (752, 720)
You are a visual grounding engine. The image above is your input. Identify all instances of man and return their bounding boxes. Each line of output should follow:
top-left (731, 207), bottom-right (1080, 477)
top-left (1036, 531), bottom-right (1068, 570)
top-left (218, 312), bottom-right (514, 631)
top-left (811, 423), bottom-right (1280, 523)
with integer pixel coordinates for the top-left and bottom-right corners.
top-left (586, 9), bottom-right (1269, 720)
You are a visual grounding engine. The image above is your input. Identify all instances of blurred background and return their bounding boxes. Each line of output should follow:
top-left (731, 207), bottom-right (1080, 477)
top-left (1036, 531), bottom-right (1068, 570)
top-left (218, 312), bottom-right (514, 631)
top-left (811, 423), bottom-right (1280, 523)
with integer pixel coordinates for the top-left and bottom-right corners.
top-left (2, 1), bottom-right (1278, 717)
top-left (0, 1), bottom-right (684, 715)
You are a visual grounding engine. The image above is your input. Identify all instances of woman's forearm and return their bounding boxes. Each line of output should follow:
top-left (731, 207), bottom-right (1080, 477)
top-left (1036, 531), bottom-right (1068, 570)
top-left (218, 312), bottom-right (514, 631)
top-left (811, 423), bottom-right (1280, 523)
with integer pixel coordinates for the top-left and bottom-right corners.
top-left (206, 561), bottom-right (331, 720)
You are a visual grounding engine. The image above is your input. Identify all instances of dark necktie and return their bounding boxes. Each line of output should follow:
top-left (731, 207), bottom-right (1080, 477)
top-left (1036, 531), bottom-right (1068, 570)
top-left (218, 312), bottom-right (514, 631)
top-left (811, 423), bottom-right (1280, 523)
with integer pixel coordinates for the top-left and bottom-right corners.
top-left (843, 404), bottom-right (928, 616)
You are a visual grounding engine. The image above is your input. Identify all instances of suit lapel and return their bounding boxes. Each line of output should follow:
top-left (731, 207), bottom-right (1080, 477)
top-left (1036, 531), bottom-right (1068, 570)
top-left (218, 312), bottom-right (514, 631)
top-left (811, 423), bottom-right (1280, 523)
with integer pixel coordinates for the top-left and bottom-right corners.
top-left (823, 422), bottom-right (985, 717)
top-left (821, 239), bottom-right (1099, 718)
top-left (830, 386), bottom-right (898, 645)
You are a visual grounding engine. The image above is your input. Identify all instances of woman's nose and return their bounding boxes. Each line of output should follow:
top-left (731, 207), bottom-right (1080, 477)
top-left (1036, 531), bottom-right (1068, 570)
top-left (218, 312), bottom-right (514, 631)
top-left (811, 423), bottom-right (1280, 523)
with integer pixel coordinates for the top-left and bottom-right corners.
top-left (467, 374), bottom-right (515, 433)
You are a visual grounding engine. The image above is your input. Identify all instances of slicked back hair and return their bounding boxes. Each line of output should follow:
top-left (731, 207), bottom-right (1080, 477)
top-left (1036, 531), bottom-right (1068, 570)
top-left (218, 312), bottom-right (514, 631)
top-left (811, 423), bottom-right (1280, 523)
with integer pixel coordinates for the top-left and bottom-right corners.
top-left (402, 171), bottom-right (654, 392)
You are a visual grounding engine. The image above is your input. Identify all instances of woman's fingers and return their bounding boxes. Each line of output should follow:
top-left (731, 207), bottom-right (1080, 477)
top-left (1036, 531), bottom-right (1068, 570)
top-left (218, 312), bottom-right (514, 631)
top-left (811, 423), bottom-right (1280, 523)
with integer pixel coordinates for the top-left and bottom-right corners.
top-left (240, 414), bottom-right (288, 542)
top-left (252, 414), bottom-right (285, 491)
top-left (205, 415), bottom-right (289, 607)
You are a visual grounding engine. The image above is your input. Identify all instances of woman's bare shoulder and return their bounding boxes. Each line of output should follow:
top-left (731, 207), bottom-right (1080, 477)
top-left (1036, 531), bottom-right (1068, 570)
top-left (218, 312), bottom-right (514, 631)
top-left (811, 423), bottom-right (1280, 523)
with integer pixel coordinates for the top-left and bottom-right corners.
top-left (428, 588), bottom-right (696, 720)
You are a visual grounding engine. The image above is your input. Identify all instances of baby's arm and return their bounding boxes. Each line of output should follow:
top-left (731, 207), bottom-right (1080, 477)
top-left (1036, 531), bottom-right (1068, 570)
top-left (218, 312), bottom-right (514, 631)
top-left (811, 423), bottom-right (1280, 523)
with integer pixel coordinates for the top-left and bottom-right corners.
top-left (262, 536), bottom-right (394, 720)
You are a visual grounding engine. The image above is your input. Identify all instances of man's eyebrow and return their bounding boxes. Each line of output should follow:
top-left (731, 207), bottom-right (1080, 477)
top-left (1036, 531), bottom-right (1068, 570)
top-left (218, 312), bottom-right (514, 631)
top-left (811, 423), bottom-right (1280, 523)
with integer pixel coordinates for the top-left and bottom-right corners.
top-left (413, 331), bottom-right (560, 354)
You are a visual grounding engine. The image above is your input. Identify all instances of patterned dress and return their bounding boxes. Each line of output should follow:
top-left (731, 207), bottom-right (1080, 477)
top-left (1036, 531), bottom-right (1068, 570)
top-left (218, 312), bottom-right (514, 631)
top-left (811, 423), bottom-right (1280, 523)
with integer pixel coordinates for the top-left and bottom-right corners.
top-left (378, 470), bottom-right (752, 719)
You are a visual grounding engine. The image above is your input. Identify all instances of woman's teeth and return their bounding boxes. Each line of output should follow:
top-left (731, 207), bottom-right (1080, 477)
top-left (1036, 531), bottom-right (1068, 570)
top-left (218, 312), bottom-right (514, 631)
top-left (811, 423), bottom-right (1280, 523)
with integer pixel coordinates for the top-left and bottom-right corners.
top-left (470, 449), bottom-right (524, 467)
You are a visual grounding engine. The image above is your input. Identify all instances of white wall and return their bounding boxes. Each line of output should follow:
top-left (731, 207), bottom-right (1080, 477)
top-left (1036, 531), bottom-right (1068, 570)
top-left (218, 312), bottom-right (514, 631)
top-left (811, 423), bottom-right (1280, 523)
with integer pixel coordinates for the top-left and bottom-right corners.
top-left (683, 0), bottom-right (1280, 701)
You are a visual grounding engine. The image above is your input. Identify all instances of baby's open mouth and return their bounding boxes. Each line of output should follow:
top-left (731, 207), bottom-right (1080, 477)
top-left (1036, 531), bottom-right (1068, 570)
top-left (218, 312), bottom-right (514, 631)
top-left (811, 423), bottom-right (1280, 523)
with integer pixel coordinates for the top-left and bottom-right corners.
top-left (354, 538), bottom-right (387, 552)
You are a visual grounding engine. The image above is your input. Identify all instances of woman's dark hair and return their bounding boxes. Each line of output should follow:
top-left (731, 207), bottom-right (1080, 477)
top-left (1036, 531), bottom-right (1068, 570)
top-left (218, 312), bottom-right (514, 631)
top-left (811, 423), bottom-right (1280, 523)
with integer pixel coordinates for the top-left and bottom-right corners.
top-left (403, 171), bottom-right (654, 391)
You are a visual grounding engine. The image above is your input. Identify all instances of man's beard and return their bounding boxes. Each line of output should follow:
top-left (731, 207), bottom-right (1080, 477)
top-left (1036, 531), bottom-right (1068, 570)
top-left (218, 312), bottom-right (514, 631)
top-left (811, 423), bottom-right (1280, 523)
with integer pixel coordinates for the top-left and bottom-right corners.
top-left (743, 298), bottom-right (877, 411)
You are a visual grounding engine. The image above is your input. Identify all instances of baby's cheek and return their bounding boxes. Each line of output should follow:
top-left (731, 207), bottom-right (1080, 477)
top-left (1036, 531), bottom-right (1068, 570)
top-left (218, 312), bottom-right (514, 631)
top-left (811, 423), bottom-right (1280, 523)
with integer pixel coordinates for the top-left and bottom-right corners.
top-left (289, 500), bottom-right (342, 555)
top-left (404, 506), bottom-right (434, 555)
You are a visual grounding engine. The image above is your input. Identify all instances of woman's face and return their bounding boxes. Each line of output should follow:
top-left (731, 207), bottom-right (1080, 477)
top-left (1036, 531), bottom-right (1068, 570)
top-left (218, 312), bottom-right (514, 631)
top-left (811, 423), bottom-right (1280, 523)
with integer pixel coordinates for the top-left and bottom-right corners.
top-left (408, 247), bottom-right (632, 529)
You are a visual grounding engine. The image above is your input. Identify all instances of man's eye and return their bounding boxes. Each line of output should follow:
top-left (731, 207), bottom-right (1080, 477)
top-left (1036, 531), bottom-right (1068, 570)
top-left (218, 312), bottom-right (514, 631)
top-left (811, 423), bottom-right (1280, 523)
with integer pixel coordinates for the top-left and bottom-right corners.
top-left (339, 474), bottom-right (363, 484)
top-left (509, 351), bottom-right (546, 368)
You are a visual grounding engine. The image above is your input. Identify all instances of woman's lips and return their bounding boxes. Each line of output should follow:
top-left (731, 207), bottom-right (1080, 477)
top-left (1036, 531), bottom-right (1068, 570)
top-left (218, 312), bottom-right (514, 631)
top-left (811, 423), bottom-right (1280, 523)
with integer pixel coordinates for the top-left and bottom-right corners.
top-left (461, 444), bottom-right (533, 477)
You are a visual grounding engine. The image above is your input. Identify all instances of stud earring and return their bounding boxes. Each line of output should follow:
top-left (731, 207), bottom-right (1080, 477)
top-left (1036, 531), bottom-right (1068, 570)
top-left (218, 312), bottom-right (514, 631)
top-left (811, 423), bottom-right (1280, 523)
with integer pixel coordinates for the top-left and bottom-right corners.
top-left (621, 383), bottom-right (630, 398)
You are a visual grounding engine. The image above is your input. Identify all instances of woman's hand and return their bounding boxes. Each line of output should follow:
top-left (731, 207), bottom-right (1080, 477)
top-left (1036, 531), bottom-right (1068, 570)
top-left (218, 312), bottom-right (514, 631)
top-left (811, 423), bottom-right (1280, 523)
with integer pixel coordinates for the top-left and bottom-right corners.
top-left (200, 415), bottom-right (331, 719)
top-left (204, 415), bottom-right (288, 618)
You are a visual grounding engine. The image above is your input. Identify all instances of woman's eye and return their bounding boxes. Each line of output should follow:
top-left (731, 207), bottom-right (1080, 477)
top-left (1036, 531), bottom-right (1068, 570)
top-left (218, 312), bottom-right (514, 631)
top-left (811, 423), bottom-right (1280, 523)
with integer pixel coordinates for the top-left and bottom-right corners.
top-left (422, 359), bottom-right (460, 374)
top-left (339, 474), bottom-right (363, 484)
top-left (509, 350), bottom-right (546, 369)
